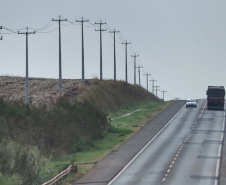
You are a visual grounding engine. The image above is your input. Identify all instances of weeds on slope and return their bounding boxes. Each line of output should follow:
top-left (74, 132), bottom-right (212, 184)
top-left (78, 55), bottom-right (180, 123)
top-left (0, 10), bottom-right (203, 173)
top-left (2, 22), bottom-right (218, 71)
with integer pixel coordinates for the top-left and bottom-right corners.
top-left (0, 97), bottom-right (110, 184)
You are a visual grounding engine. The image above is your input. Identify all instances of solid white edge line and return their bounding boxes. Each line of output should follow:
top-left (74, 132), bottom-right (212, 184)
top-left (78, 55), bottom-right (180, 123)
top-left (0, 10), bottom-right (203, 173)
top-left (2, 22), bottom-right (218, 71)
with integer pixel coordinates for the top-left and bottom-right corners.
top-left (107, 103), bottom-right (186, 185)
top-left (214, 111), bottom-right (225, 185)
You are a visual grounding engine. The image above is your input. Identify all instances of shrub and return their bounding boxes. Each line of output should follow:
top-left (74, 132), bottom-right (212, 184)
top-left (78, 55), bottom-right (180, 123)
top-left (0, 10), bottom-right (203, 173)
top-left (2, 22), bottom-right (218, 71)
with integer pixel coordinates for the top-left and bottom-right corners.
top-left (0, 140), bottom-right (47, 185)
top-left (0, 172), bottom-right (21, 185)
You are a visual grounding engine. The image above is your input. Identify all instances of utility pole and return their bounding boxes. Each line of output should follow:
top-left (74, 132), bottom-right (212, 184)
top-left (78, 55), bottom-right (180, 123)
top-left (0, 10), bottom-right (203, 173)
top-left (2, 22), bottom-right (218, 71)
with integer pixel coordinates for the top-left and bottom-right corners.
top-left (136, 65), bottom-right (143, 86)
top-left (150, 79), bottom-right (157, 93)
top-left (0, 26), bottom-right (2, 40)
top-left (95, 21), bottom-right (106, 81)
top-left (109, 29), bottom-right (119, 81)
top-left (143, 73), bottom-right (151, 91)
top-left (76, 17), bottom-right (89, 84)
top-left (154, 85), bottom-right (160, 97)
top-left (18, 28), bottom-right (35, 105)
top-left (122, 40), bottom-right (131, 82)
top-left (161, 90), bottom-right (167, 101)
top-left (131, 54), bottom-right (139, 85)
top-left (52, 15), bottom-right (67, 94)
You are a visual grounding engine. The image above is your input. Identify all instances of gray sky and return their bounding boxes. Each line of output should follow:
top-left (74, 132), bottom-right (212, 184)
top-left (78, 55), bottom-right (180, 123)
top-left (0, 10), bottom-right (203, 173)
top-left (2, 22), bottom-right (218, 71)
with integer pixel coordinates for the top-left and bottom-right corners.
top-left (1, 0), bottom-right (226, 100)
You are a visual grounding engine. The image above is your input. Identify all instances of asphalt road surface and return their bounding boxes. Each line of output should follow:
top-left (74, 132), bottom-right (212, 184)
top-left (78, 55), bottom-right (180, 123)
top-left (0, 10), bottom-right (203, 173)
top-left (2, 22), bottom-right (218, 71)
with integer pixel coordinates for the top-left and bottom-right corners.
top-left (74, 100), bottom-right (226, 185)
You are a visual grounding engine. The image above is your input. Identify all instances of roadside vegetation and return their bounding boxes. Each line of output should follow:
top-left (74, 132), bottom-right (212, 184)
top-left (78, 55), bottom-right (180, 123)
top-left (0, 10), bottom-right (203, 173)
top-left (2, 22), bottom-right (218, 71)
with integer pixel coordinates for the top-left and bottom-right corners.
top-left (0, 78), bottom-right (172, 184)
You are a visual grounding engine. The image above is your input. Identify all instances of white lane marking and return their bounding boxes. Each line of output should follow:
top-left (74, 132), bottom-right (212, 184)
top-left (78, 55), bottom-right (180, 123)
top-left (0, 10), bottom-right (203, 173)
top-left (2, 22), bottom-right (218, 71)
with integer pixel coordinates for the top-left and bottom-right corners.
top-left (107, 103), bottom-right (185, 185)
top-left (214, 111), bottom-right (225, 185)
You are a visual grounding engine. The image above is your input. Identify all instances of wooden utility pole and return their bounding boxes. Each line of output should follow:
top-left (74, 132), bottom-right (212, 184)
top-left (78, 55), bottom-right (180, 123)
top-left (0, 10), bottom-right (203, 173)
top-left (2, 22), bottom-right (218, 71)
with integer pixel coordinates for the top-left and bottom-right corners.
top-left (143, 73), bottom-right (151, 91)
top-left (52, 15), bottom-right (67, 94)
top-left (122, 41), bottom-right (131, 82)
top-left (161, 90), bottom-right (167, 101)
top-left (131, 54), bottom-right (139, 85)
top-left (95, 21), bottom-right (106, 81)
top-left (76, 17), bottom-right (89, 84)
top-left (136, 65), bottom-right (143, 86)
top-left (18, 28), bottom-right (35, 104)
top-left (154, 85), bottom-right (160, 97)
top-left (109, 29), bottom-right (119, 81)
top-left (150, 79), bottom-right (157, 93)
top-left (0, 26), bottom-right (2, 40)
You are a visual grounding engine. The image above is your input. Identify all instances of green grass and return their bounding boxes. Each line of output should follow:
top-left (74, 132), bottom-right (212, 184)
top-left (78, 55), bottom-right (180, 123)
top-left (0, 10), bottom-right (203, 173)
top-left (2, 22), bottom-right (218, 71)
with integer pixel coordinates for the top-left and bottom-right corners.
top-left (109, 101), bottom-right (170, 129)
top-left (57, 100), bottom-right (173, 185)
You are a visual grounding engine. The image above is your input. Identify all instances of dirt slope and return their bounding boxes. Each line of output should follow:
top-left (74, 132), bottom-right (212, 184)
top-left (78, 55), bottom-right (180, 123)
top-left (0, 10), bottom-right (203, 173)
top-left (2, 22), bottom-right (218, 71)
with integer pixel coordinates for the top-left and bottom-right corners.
top-left (0, 76), bottom-right (81, 106)
top-left (0, 76), bottom-right (158, 110)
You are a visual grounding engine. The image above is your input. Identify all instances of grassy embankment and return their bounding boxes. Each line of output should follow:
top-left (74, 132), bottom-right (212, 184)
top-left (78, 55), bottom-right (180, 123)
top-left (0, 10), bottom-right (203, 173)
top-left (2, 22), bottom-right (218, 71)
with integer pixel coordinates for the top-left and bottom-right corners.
top-left (61, 100), bottom-right (171, 185)
top-left (0, 78), bottom-right (172, 185)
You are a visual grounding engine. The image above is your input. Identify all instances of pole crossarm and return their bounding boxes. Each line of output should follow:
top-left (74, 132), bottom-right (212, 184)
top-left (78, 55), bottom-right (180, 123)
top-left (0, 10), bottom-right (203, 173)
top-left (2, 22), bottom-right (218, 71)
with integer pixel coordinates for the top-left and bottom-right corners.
top-left (52, 17), bottom-right (67, 22)
top-left (95, 21), bottom-right (106, 81)
top-left (122, 41), bottom-right (131, 82)
top-left (18, 29), bottom-right (36, 35)
top-left (76, 17), bottom-right (89, 84)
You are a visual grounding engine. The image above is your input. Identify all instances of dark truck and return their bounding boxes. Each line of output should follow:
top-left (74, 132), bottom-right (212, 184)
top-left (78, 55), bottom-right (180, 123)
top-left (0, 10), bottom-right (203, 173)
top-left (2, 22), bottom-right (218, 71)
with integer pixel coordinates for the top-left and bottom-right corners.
top-left (206, 86), bottom-right (225, 110)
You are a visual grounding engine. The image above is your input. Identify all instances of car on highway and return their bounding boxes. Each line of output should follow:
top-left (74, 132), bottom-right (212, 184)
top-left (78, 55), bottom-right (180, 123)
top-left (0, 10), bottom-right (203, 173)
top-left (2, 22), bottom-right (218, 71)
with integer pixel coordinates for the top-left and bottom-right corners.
top-left (186, 99), bottom-right (197, 108)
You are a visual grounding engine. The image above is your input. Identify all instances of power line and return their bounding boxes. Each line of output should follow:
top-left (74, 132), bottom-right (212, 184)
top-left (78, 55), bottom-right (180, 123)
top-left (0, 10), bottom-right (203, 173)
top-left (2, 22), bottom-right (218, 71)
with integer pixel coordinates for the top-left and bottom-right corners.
top-left (28, 21), bottom-right (54, 31)
top-left (105, 23), bottom-right (113, 32)
top-left (67, 19), bottom-right (80, 25)
top-left (35, 28), bottom-right (58, 34)
top-left (87, 20), bottom-right (97, 27)
top-left (118, 32), bottom-right (126, 41)
top-left (129, 44), bottom-right (136, 54)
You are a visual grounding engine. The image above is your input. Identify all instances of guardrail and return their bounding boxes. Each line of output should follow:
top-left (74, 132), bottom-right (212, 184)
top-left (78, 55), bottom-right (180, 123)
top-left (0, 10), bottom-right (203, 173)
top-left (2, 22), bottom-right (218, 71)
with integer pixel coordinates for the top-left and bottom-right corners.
top-left (42, 164), bottom-right (77, 185)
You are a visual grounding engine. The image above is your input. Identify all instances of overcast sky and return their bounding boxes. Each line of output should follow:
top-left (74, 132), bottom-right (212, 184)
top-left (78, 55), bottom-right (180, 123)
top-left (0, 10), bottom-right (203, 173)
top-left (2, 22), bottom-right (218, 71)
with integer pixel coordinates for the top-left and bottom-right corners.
top-left (1, 0), bottom-right (226, 100)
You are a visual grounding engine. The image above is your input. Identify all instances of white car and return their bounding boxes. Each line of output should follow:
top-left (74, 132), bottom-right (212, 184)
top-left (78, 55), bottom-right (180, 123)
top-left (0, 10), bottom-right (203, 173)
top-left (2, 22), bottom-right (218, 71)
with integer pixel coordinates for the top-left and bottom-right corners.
top-left (186, 99), bottom-right (197, 108)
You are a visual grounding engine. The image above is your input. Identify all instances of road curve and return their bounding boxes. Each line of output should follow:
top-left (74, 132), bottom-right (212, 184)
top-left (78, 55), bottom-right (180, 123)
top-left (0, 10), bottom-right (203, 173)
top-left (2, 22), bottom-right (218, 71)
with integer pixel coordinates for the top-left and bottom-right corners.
top-left (73, 100), bottom-right (185, 185)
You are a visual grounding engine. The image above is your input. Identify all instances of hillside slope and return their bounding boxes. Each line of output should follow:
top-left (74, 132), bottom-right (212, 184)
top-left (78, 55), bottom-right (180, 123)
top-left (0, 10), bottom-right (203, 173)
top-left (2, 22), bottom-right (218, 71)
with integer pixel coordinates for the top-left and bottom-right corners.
top-left (0, 76), bottom-right (159, 110)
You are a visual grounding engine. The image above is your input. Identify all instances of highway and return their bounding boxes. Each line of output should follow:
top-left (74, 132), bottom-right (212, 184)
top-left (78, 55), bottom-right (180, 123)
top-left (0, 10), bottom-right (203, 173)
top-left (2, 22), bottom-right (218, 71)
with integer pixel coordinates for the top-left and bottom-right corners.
top-left (108, 99), bottom-right (225, 185)
top-left (74, 100), bottom-right (225, 185)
